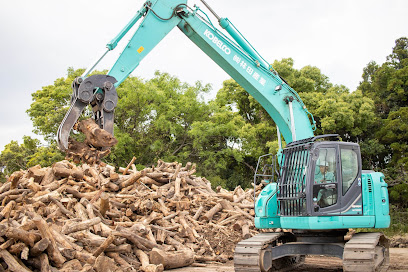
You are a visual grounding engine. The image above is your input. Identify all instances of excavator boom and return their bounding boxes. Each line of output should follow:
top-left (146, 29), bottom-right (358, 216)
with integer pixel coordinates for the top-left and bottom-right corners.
top-left (57, 0), bottom-right (315, 151)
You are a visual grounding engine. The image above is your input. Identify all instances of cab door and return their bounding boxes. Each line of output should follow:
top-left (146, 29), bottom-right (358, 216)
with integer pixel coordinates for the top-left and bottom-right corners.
top-left (310, 144), bottom-right (341, 215)
top-left (310, 142), bottom-right (363, 216)
top-left (338, 143), bottom-right (363, 215)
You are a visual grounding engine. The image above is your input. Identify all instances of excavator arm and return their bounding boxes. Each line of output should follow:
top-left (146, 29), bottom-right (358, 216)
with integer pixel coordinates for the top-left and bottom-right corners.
top-left (57, 0), bottom-right (315, 151)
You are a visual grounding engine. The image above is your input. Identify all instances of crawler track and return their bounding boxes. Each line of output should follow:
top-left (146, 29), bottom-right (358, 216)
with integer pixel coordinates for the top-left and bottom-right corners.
top-left (343, 232), bottom-right (389, 272)
top-left (234, 231), bottom-right (389, 272)
top-left (234, 232), bottom-right (304, 272)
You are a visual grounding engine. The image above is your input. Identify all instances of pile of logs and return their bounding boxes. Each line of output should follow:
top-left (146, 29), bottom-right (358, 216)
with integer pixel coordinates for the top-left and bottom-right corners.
top-left (0, 158), bottom-right (261, 271)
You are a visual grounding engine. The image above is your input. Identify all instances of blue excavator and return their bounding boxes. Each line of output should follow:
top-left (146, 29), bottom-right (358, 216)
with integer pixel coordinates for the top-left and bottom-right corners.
top-left (57, 0), bottom-right (391, 271)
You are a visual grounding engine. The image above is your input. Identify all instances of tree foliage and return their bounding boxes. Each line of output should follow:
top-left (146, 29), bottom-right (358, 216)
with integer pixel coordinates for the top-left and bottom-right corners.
top-left (0, 136), bottom-right (63, 182)
top-left (359, 37), bottom-right (408, 206)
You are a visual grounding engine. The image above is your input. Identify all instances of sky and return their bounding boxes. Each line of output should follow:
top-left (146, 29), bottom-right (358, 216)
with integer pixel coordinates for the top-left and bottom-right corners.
top-left (0, 0), bottom-right (407, 152)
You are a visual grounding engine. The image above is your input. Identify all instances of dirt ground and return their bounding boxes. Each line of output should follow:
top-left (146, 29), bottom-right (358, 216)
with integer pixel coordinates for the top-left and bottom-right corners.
top-left (170, 248), bottom-right (408, 272)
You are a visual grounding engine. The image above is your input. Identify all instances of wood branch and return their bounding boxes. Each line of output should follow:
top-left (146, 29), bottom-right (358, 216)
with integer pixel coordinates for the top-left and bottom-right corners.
top-left (38, 253), bottom-right (52, 272)
top-left (123, 157), bottom-right (136, 175)
top-left (48, 196), bottom-right (75, 219)
top-left (74, 202), bottom-right (88, 220)
top-left (93, 234), bottom-right (115, 257)
top-left (61, 217), bottom-right (101, 235)
top-left (49, 226), bottom-right (82, 251)
top-left (105, 244), bottom-right (132, 253)
top-left (0, 249), bottom-right (32, 272)
top-left (0, 189), bottom-right (31, 203)
top-left (5, 228), bottom-right (40, 248)
top-left (193, 205), bottom-right (204, 221)
top-left (219, 199), bottom-right (234, 211)
top-left (33, 216), bottom-right (66, 267)
top-left (84, 201), bottom-right (101, 234)
top-left (114, 227), bottom-right (157, 251)
top-left (173, 177), bottom-right (181, 199)
top-left (74, 250), bottom-right (96, 265)
top-left (0, 238), bottom-right (15, 250)
top-left (106, 252), bottom-right (132, 271)
top-left (120, 171), bottom-right (144, 189)
top-left (194, 255), bottom-right (228, 263)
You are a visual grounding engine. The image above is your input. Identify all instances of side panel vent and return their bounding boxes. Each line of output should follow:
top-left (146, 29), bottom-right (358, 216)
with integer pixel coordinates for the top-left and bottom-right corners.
top-left (367, 175), bottom-right (373, 193)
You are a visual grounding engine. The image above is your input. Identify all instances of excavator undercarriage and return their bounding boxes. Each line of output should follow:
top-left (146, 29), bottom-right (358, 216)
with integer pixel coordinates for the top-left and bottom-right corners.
top-left (234, 230), bottom-right (389, 272)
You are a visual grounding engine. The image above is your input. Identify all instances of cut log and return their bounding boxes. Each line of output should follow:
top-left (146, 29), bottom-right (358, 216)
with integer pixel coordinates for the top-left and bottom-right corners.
top-left (149, 248), bottom-right (194, 269)
top-left (60, 259), bottom-right (82, 271)
top-left (202, 203), bottom-right (222, 221)
top-left (135, 249), bottom-right (163, 272)
top-left (30, 238), bottom-right (50, 257)
top-left (53, 167), bottom-right (84, 180)
top-left (76, 118), bottom-right (118, 148)
top-left (0, 200), bottom-right (16, 220)
top-left (27, 165), bottom-right (46, 183)
top-left (242, 223), bottom-right (251, 239)
top-left (99, 193), bottom-right (110, 217)
top-left (93, 255), bottom-right (116, 272)
top-left (192, 205), bottom-right (204, 221)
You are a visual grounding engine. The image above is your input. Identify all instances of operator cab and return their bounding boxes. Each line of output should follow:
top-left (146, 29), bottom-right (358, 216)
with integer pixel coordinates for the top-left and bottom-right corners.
top-left (277, 134), bottom-right (363, 217)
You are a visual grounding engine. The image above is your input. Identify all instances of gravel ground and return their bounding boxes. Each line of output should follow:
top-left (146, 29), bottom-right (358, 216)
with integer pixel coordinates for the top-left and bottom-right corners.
top-left (170, 248), bottom-right (408, 272)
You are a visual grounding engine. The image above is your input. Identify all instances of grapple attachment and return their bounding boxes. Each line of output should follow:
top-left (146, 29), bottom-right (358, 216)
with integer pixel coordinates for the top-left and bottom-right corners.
top-left (57, 75), bottom-right (118, 151)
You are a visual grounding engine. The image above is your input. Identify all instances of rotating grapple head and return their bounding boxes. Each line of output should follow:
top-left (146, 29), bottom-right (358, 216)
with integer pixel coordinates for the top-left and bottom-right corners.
top-left (57, 74), bottom-right (118, 151)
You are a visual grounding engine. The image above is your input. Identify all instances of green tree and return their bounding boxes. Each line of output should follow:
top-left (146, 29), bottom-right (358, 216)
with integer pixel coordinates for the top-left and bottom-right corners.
top-left (109, 71), bottom-right (212, 167)
top-left (360, 37), bottom-right (408, 117)
top-left (358, 37), bottom-right (408, 207)
top-left (378, 107), bottom-right (408, 169)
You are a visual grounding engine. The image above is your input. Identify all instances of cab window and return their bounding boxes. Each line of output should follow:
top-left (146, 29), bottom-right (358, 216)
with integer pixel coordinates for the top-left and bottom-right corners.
top-left (341, 148), bottom-right (359, 195)
top-left (313, 147), bottom-right (338, 208)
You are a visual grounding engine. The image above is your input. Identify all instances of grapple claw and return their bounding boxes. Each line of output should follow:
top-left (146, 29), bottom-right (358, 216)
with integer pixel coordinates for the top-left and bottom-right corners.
top-left (57, 74), bottom-right (118, 151)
